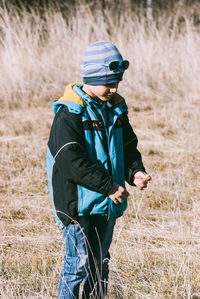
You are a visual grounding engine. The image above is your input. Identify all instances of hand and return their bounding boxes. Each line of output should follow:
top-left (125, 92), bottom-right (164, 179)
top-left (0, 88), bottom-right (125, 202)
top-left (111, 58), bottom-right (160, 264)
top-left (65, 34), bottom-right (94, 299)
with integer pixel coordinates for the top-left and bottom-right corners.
top-left (108, 182), bottom-right (130, 204)
top-left (133, 171), bottom-right (151, 190)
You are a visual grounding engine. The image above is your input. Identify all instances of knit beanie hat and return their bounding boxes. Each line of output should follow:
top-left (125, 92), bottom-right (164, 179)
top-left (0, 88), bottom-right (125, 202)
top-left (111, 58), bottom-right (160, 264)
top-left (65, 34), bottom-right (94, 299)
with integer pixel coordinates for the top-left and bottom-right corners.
top-left (80, 40), bottom-right (129, 85)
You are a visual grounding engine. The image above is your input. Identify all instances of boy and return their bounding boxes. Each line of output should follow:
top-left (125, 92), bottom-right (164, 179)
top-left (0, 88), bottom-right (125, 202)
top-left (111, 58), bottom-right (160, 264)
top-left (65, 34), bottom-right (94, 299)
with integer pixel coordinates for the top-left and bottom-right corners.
top-left (47, 40), bottom-right (151, 298)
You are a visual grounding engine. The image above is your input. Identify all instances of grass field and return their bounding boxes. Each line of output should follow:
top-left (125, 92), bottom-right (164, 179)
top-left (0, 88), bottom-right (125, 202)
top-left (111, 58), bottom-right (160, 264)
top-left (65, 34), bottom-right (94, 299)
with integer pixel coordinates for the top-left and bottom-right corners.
top-left (1, 1), bottom-right (200, 298)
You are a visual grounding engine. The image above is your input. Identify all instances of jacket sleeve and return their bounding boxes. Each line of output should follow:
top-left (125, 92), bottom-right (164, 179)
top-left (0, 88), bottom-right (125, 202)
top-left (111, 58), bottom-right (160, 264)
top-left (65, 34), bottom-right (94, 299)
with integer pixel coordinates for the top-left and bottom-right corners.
top-left (122, 113), bottom-right (146, 186)
top-left (48, 106), bottom-right (113, 195)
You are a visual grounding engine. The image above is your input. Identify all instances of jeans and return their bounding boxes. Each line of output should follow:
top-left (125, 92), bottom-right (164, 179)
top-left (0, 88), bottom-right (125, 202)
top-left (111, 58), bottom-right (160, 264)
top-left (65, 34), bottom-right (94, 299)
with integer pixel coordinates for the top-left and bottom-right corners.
top-left (58, 215), bottom-right (116, 299)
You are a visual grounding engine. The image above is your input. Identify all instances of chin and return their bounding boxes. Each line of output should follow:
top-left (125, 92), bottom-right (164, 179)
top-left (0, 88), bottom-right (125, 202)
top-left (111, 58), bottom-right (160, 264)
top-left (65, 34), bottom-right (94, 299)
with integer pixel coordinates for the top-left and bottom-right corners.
top-left (100, 97), bottom-right (110, 101)
top-left (104, 95), bottom-right (112, 101)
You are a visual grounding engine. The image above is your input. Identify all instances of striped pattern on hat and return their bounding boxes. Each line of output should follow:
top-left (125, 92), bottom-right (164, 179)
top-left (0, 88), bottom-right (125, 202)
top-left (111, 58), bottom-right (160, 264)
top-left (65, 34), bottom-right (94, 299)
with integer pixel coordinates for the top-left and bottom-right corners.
top-left (80, 40), bottom-right (125, 85)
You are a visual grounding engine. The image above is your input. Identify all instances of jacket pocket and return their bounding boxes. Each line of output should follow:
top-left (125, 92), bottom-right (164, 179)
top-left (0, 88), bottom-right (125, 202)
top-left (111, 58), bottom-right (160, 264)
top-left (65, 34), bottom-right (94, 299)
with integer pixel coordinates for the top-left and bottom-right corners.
top-left (78, 186), bottom-right (108, 216)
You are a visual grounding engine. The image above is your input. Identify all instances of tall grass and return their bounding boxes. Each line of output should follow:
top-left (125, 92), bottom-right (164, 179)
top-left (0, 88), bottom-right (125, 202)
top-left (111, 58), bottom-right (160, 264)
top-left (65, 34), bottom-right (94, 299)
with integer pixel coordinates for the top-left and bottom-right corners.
top-left (0, 1), bottom-right (200, 108)
top-left (1, 1), bottom-right (200, 298)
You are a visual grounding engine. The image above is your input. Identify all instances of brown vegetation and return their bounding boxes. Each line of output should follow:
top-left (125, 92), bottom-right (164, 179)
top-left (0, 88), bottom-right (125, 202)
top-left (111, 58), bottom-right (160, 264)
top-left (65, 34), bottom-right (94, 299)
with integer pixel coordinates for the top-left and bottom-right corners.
top-left (0, 1), bottom-right (200, 298)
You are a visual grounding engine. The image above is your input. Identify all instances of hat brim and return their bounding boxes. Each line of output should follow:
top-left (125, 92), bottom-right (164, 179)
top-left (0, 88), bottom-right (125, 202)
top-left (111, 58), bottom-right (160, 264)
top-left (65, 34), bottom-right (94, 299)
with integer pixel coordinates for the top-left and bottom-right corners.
top-left (82, 72), bottom-right (124, 85)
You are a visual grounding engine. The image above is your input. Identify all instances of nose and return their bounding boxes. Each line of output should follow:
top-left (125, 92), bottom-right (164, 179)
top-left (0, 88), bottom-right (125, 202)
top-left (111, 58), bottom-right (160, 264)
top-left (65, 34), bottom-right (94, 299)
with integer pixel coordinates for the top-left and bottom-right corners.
top-left (110, 83), bottom-right (119, 93)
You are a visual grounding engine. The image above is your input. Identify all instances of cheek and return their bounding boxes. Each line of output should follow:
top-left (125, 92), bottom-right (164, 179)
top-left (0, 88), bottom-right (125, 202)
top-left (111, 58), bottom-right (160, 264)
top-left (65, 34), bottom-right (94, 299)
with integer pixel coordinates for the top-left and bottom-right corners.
top-left (97, 90), bottom-right (107, 96)
top-left (102, 88), bottom-right (110, 95)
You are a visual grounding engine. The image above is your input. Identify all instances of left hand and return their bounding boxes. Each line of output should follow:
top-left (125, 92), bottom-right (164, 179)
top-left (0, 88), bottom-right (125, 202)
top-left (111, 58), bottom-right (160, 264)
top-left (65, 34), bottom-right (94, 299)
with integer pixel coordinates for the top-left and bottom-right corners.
top-left (133, 171), bottom-right (151, 190)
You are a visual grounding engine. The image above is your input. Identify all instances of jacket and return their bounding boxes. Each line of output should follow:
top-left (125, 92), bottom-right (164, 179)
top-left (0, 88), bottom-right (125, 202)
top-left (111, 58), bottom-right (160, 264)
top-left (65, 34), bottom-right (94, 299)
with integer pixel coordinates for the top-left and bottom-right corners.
top-left (47, 83), bottom-right (146, 228)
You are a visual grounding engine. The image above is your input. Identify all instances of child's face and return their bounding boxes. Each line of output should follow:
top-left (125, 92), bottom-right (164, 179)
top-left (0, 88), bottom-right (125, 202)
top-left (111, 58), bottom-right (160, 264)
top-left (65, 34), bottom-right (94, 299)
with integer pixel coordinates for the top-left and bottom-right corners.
top-left (84, 82), bottom-right (119, 102)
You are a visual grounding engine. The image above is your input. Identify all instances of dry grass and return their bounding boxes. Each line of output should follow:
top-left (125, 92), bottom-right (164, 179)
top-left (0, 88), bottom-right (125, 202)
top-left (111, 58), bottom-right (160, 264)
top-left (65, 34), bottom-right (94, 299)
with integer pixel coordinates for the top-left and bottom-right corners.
top-left (1, 1), bottom-right (200, 298)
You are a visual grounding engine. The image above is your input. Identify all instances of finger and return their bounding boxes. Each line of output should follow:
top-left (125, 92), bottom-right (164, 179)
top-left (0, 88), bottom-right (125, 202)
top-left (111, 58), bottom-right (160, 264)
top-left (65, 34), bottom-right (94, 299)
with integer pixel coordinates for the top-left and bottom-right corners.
top-left (134, 178), bottom-right (144, 186)
top-left (139, 182), bottom-right (149, 190)
top-left (119, 187), bottom-right (129, 195)
top-left (113, 199), bottom-right (118, 204)
top-left (136, 173), bottom-right (151, 181)
top-left (121, 192), bottom-right (129, 198)
top-left (137, 177), bottom-right (150, 186)
top-left (121, 188), bottom-right (130, 196)
top-left (120, 193), bottom-right (129, 200)
top-left (117, 197), bottom-right (124, 203)
top-left (141, 184), bottom-right (147, 189)
top-left (144, 176), bottom-right (151, 182)
top-left (109, 195), bottom-right (119, 204)
top-left (136, 181), bottom-right (145, 189)
top-left (117, 192), bottom-right (129, 203)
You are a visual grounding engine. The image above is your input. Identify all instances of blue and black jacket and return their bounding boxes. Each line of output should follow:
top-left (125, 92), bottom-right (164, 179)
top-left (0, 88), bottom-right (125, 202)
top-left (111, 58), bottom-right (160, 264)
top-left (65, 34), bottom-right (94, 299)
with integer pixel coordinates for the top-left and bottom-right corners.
top-left (47, 83), bottom-right (146, 228)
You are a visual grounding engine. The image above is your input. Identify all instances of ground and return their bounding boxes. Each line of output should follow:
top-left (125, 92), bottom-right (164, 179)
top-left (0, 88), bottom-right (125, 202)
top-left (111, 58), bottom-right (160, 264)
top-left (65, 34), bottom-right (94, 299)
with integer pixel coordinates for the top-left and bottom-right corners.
top-left (1, 95), bottom-right (200, 298)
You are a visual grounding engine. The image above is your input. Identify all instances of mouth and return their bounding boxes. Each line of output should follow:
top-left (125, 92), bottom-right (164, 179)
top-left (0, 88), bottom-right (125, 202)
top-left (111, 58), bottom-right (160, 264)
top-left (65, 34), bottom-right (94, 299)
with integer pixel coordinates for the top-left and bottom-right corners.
top-left (100, 93), bottom-right (115, 101)
top-left (105, 93), bottom-right (113, 98)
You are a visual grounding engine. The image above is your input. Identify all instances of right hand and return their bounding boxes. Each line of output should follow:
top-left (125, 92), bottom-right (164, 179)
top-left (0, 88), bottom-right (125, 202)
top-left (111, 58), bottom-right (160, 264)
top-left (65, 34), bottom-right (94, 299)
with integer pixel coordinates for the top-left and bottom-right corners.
top-left (108, 182), bottom-right (130, 204)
